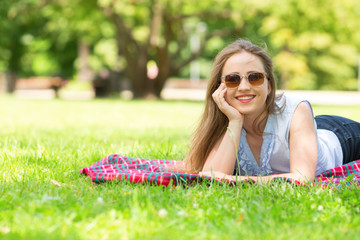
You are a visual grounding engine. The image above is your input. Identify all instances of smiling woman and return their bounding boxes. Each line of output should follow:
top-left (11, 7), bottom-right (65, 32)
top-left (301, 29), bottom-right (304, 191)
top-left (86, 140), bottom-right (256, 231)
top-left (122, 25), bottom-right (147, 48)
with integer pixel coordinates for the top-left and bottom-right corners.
top-left (184, 39), bottom-right (360, 183)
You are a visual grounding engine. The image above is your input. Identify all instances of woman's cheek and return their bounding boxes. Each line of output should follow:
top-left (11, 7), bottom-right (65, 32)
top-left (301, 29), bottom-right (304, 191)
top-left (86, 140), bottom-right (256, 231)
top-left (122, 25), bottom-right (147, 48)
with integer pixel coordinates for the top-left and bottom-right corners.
top-left (225, 92), bottom-right (235, 106)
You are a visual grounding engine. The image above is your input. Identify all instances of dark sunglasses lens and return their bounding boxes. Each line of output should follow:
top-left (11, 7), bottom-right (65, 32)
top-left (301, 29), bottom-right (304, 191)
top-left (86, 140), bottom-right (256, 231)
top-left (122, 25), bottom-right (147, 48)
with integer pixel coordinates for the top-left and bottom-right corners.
top-left (225, 74), bottom-right (241, 88)
top-left (248, 73), bottom-right (265, 86)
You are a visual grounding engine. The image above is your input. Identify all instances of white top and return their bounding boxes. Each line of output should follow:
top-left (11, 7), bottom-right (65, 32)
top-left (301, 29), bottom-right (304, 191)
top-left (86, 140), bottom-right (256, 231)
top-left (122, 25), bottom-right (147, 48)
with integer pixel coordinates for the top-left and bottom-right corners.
top-left (235, 95), bottom-right (343, 176)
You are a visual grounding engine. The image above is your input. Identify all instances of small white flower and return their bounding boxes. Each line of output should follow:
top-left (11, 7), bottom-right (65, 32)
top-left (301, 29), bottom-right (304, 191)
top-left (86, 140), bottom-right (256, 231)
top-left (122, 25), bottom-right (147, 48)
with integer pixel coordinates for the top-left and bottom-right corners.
top-left (317, 205), bottom-right (324, 211)
top-left (158, 208), bottom-right (168, 218)
top-left (177, 210), bottom-right (186, 216)
top-left (97, 197), bottom-right (104, 204)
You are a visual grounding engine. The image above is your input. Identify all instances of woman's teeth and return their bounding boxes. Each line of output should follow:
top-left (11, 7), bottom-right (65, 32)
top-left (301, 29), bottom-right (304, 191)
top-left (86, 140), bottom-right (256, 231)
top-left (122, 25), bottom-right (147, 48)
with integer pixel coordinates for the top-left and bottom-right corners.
top-left (237, 96), bottom-right (254, 100)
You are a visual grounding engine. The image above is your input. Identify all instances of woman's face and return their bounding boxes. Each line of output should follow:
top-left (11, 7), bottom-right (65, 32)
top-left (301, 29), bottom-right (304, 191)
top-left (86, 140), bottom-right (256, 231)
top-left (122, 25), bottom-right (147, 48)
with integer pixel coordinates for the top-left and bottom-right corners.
top-left (221, 51), bottom-right (271, 119)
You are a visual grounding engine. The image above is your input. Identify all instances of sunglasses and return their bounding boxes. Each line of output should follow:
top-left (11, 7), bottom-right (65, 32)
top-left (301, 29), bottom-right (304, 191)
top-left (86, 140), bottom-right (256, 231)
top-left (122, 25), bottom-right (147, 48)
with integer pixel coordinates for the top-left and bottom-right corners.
top-left (221, 72), bottom-right (266, 88)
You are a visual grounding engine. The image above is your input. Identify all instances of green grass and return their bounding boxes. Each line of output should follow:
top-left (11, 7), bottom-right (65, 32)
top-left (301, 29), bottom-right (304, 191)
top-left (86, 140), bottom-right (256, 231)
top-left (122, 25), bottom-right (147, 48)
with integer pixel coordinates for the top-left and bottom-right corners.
top-left (1, 95), bottom-right (360, 240)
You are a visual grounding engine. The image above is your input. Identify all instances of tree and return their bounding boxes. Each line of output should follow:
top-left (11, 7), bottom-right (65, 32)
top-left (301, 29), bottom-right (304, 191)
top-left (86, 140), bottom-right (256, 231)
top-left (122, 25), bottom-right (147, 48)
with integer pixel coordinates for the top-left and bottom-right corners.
top-left (40, 0), bottom-right (112, 81)
top-left (4, 0), bottom-right (358, 95)
top-left (0, 0), bottom-right (77, 92)
top-left (0, 0), bottom-right (50, 92)
top-left (0, 0), bottom-right (110, 92)
top-left (97, 0), bottom-right (253, 98)
top-left (259, 0), bottom-right (360, 90)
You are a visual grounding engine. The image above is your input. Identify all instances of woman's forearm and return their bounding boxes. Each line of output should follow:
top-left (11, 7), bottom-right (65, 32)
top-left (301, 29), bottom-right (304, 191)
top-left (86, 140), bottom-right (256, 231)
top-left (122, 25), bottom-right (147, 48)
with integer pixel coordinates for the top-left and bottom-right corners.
top-left (200, 171), bottom-right (315, 184)
top-left (248, 173), bottom-right (314, 184)
top-left (202, 120), bottom-right (242, 174)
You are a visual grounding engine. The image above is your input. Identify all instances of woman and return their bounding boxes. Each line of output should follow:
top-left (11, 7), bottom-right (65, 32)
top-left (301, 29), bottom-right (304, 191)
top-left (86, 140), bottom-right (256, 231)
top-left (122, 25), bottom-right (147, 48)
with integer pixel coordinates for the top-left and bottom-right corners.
top-left (184, 39), bottom-right (360, 183)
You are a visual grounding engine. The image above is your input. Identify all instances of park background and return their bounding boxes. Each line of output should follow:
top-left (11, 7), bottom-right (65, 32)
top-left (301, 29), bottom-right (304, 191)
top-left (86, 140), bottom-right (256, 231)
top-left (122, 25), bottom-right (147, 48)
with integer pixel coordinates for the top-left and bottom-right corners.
top-left (0, 0), bottom-right (360, 99)
top-left (1, 1), bottom-right (360, 240)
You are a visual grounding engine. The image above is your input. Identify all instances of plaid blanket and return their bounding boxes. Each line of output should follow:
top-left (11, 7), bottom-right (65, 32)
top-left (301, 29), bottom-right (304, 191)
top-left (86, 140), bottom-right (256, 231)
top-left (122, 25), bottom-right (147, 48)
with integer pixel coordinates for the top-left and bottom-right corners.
top-left (80, 154), bottom-right (360, 188)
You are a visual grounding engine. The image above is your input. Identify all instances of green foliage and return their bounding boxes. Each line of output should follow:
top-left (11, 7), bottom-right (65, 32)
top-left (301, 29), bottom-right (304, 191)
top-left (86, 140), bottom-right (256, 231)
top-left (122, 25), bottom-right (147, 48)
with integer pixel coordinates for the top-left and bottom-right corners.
top-left (260, 0), bottom-right (360, 90)
top-left (0, 0), bottom-right (359, 91)
top-left (0, 0), bottom-right (13, 19)
top-left (0, 0), bottom-right (111, 78)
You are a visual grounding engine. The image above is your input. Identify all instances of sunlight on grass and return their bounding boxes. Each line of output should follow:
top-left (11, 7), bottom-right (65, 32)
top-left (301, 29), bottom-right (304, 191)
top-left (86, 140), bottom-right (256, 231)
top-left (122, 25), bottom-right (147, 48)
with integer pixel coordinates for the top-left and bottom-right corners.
top-left (0, 96), bottom-right (359, 239)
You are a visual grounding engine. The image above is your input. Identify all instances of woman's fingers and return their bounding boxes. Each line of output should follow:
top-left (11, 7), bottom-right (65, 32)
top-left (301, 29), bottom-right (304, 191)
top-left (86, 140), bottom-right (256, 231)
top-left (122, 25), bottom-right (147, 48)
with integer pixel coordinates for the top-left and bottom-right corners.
top-left (199, 171), bottom-right (235, 180)
top-left (219, 85), bottom-right (227, 101)
top-left (212, 83), bottom-right (223, 99)
top-left (213, 84), bottom-right (234, 114)
top-left (212, 83), bottom-right (243, 121)
top-left (212, 83), bottom-right (227, 106)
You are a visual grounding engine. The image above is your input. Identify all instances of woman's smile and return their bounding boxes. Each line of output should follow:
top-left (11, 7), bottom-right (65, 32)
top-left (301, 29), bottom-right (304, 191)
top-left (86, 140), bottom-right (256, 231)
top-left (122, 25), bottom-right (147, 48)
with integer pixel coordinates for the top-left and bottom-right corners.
top-left (235, 94), bottom-right (256, 103)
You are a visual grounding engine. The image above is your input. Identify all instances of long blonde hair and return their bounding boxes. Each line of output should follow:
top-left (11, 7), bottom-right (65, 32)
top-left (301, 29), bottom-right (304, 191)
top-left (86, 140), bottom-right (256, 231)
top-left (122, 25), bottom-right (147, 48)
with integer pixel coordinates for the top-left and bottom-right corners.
top-left (184, 39), bottom-right (281, 173)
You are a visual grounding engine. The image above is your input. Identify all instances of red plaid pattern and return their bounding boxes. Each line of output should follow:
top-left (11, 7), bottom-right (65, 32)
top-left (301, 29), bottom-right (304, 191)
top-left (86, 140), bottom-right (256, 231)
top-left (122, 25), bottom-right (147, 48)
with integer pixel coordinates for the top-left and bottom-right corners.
top-left (80, 154), bottom-right (360, 188)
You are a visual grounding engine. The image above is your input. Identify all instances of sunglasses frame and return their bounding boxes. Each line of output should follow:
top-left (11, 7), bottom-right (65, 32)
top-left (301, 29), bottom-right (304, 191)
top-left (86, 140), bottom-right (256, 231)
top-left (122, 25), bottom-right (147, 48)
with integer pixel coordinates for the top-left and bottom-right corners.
top-left (220, 72), bottom-right (266, 88)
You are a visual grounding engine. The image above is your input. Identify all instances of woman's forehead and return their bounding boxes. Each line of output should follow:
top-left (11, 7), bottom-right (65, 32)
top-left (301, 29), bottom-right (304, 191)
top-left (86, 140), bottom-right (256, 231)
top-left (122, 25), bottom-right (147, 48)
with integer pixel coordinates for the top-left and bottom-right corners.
top-left (222, 52), bottom-right (264, 74)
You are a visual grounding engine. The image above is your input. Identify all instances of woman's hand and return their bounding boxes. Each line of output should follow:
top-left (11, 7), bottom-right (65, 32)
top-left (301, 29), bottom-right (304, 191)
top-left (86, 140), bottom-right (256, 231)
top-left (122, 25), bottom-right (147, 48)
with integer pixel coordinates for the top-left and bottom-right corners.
top-left (212, 83), bottom-right (243, 122)
top-left (199, 171), bottom-right (247, 181)
top-left (200, 171), bottom-right (233, 180)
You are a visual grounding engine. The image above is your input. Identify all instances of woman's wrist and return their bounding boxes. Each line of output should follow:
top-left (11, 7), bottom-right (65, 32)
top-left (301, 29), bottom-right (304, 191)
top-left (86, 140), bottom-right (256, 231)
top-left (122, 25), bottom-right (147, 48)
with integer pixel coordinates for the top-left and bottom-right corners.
top-left (228, 119), bottom-right (243, 128)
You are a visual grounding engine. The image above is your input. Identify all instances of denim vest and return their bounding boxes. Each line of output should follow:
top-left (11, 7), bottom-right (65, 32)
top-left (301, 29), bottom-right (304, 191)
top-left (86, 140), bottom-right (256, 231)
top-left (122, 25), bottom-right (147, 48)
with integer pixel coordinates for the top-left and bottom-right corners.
top-left (234, 95), bottom-right (342, 176)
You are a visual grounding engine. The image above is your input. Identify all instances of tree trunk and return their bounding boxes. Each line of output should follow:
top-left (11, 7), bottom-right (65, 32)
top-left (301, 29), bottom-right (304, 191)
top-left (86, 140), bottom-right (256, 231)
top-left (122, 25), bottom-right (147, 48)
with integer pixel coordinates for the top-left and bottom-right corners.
top-left (128, 69), bottom-right (152, 98)
top-left (153, 76), bottom-right (167, 98)
top-left (7, 36), bottom-right (23, 93)
top-left (153, 55), bottom-right (171, 98)
top-left (77, 41), bottom-right (94, 82)
top-left (124, 48), bottom-right (154, 98)
top-left (5, 71), bottom-right (17, 93)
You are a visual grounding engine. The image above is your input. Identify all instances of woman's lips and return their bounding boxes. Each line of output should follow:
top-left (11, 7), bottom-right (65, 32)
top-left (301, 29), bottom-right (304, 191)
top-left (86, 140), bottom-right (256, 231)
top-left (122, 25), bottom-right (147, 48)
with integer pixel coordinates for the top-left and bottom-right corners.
top-left (235, 95), bottom-right (255, 103)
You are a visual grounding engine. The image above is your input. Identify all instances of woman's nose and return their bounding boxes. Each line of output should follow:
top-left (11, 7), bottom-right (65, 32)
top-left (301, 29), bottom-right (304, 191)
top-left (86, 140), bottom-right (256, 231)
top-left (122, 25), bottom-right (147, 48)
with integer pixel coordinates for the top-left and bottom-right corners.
top-left (237, 76), bottom-right (251, 91)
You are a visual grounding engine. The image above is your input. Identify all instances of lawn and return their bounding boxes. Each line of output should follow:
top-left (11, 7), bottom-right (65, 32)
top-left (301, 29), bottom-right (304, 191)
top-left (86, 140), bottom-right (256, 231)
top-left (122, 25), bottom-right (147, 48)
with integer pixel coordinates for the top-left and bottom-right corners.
top-left (1, 95), bottom-right (360, 240)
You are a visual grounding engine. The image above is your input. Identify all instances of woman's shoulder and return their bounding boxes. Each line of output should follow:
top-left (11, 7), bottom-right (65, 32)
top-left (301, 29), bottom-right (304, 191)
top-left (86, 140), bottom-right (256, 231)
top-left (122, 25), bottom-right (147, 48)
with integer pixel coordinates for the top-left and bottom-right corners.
top-left (274, 94), bottom-right (311, 114)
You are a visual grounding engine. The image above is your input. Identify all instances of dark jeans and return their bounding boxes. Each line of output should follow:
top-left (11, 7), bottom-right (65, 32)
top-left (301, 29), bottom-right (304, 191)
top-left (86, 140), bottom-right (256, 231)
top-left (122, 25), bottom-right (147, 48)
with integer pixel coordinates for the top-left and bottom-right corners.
top-left (315, 115), bottom-right (360, 164)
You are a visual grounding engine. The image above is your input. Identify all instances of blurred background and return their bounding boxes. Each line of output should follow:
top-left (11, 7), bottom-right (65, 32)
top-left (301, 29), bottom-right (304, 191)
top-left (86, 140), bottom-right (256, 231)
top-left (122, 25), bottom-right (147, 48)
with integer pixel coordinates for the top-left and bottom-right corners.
top-left (0, 0), bottom-right (359, 100)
